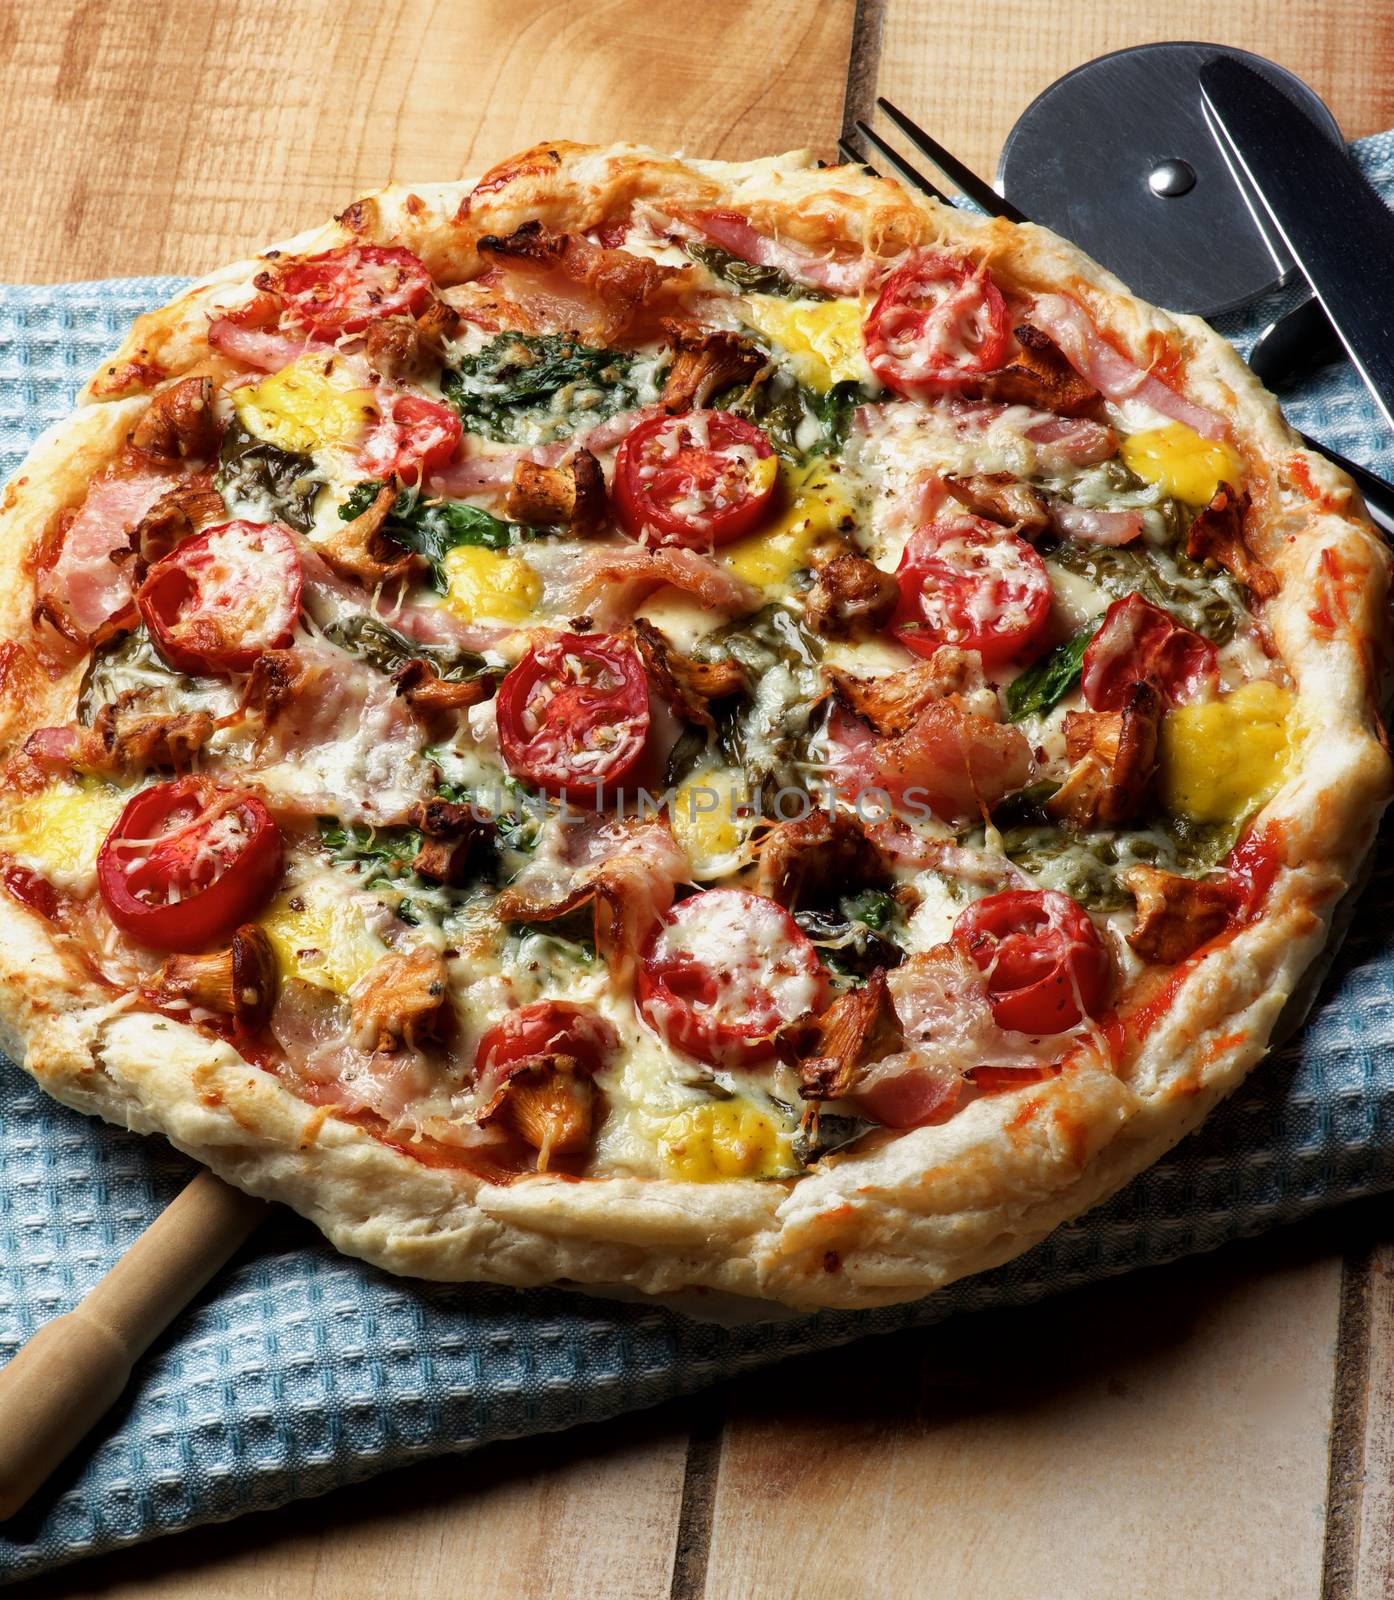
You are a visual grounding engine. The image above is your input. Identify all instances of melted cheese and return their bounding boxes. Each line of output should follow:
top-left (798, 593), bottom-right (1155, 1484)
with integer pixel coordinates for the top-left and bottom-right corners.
top-left (0, 781), bottom-right (127, 895)
top-left (260, 878), bottom-right (387, 994)
top-left (442, 546), bottom-right (541, 624)
top-left (1160, 680), bottom-right (1292, 822)
top-left (1121, 423), bottom-right (1245, 505)
top-left (722, 459), bottom-right (852, 590)
top-left (233, 356), bottom-right (376, 455)
top-left (740, 296), bottom-right (869, 391)
top-left (670, 765), bottom-right (755, 879)
top-left (659, 1099), bottom-right (795, 1181)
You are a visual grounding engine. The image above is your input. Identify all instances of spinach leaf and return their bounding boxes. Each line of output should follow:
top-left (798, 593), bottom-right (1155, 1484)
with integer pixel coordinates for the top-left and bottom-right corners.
top-left (442, 332), bottom-right (640, 445)
top-left (840, 888), bottom-right (897, 931)
top-left (794, 908), bottom-right (903, 980)
top-left (997, 815), bottom-right (1242, 911)
top-left (1006, 619), bottom-right (1101, 722)
top-left (1046, 540), bottom-right (1243, 645)
top-left (719, 368), bottom-right (861, 461)
top-left (435, 772), bottom-right (543, 856)
top-left (321, 614), bottom-right (500, 685)
top-left (216, 418), bottom-right (323, 533)
top-left (699, 606), bottom-right (824, 807)
top-left (340, 481), bottom-right (534, 592)
top-left (319, 818), bottom-right (422, 888)
top-left (685, 240), bottom-right (832, 302)
top-left (792, 1111), bottom-right (875, 1166)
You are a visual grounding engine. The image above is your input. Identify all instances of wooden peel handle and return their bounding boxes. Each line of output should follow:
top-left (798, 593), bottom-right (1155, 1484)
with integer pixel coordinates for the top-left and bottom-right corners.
top-left (0, 1169), bottom-right (267, 1520)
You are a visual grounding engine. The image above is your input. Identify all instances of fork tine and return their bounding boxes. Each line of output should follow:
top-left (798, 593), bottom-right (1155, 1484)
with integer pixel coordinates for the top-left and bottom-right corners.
top-left (852, 121), bottom-right (952, 207)
top-left (837, 136), bottom-right (880, 178)
top-left (875, 96), bottom-right (1029, 224)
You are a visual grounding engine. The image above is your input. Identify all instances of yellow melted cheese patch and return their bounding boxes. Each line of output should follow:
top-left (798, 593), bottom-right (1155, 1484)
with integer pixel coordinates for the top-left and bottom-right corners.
top-left (660, 1100), bottom-right (795, 1182)
top-left (1121, 422), bottom-right (1245, 506)
top-left (1160, 680), bottom-right (1293, 823)
top-left (670, 765), bottom-right (755, 880)
top-left (0, 782), bottom-right (126, 893)
top-left (260, 885), bottom-right (386, 994)
top-left (740, 297), bottom-right (866, 391)
top-left (442, 545), bottom-right (541, 625)
top-left (233, 356), bottom-right (376, 456)
top-left (722, 459), bottom-right (853, 591)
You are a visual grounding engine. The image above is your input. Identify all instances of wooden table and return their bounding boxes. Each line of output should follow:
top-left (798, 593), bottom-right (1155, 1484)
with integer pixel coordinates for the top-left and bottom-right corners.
top-left (6, 3), bottom-right (1394, 1595)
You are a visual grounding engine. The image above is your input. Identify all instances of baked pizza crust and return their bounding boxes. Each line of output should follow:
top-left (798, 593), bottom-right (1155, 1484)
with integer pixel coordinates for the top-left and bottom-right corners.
top-left (0, 143), bottom-right (1388, 1310)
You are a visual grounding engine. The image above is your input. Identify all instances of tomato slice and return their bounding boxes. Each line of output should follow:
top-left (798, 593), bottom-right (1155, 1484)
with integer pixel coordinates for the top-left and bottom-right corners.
top-left (639, 888), bottom-right (829, 1067)
top-left (475, 1000), bottom-right (621, 1082)
top-left (137, 521), bottom-right (303, 676)
top-left (360, 391), bottom-right (462, 484)
top-left (97, 778), bottom-right (283, 952)
top-left (1080, 593), bottom-right (1219, 711)
top-left (496, 632), bottom-right (650, 802)
top-left (953, 889), bottom-right (1107, 1034)
top-left (891, 517), bottom-right (1052, 665)
top-left (277, 245), bottom-right (435, 338)
top-left (864, 250), bottom-right (1011, 397)
top-left (612, 411), bottom-right (777, 549)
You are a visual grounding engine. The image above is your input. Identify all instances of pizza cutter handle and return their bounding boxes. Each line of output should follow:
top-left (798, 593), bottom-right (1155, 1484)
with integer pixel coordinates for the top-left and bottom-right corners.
top-left (0, 1169), bottom-right (267, 1521)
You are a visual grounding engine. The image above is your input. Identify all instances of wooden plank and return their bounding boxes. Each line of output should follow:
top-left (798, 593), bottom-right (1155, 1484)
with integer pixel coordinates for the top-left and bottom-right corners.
top-left (18, 1408), bottom-right (692, 1600)
top-left (870, 0), bottom-right (1394, 192)
top-left (0, 0), bottom-right (855, 282)
top-left (1323, 1216), bottom-right (1394, 1600)
top-left (706, 1238), bottom-right (1344, 1600)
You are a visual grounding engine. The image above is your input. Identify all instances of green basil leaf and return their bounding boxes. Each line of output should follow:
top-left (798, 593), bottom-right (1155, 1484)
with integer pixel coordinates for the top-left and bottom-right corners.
top-left (1006, 620), bottom-right (1100, 722)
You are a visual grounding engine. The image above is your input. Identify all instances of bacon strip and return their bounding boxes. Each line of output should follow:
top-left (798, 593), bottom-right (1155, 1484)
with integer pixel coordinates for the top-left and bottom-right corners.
top-left (1030, 294), bottom-right (1229, 442)
top-left (475, 222), bottom-right (683, 343)
top-left (1048, 499), bottom-right (1143, 547)
top-left (676, 208), bottom-right (878, 295)
top-left (828, 698), bottom-right (1032, 825)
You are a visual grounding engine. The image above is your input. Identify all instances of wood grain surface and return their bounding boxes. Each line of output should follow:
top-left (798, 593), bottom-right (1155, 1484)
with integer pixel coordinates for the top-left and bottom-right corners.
top-left (3, 2), bottom-right (1393, 1597)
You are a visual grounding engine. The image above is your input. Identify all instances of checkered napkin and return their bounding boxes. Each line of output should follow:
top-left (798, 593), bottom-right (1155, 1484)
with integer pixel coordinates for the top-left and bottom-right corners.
top-left (3, 134), bottom-right (1394, 1586)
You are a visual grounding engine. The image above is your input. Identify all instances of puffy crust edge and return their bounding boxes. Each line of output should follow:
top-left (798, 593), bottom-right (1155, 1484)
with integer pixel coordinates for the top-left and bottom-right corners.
top-left (0, 143), bottom-right (1388, 1311)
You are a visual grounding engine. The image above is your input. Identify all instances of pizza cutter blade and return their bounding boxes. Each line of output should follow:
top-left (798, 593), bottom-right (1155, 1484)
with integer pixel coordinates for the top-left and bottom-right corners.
top-left (996, 41), bottom-right (1345, 318)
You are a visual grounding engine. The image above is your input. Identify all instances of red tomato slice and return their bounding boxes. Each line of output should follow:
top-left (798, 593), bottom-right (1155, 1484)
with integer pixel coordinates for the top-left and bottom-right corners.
top-left (496, 632), bottom-right (650, 802)
top-left (360, 391), bottom-right (462, 484)
top-left (475, 1000), bottom-right (621, 1082)
top-left (638, 888), bottom-right (829, 1067)
top-left (277, 245), bottom-right (435, 338)
top-left (137, 521), bottom-right (303, 676)
top-left (953, 889), bottom-right (1108, 1034)
top-left (1080, 593), bottom-right (1219, 711)
top-left (612, 411), bottom-right (777, 550)
top-left (864, 250), bottom-right (1011, 397)
top-left (97, 778), bottom-right (283, 953)
top-left (891, 517), bottom-right (1052, 665)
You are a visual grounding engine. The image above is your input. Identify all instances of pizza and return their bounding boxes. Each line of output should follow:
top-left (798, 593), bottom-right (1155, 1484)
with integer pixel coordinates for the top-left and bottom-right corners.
top-left (0, 142), bottom-right (1388, 1311)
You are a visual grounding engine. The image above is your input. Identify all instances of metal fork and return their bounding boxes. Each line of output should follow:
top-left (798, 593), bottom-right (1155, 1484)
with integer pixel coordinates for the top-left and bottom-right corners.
top-left (840, 98), bottom-right (1394, 538)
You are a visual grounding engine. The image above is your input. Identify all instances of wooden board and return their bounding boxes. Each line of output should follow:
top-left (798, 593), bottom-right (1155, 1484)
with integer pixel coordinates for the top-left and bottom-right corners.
top-left (5, 2), bottom-right (1392, 1596)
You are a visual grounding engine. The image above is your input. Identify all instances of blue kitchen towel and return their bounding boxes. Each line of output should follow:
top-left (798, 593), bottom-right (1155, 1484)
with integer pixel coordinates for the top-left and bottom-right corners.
top-left (3, 134), bottom-right (1394, 1585)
